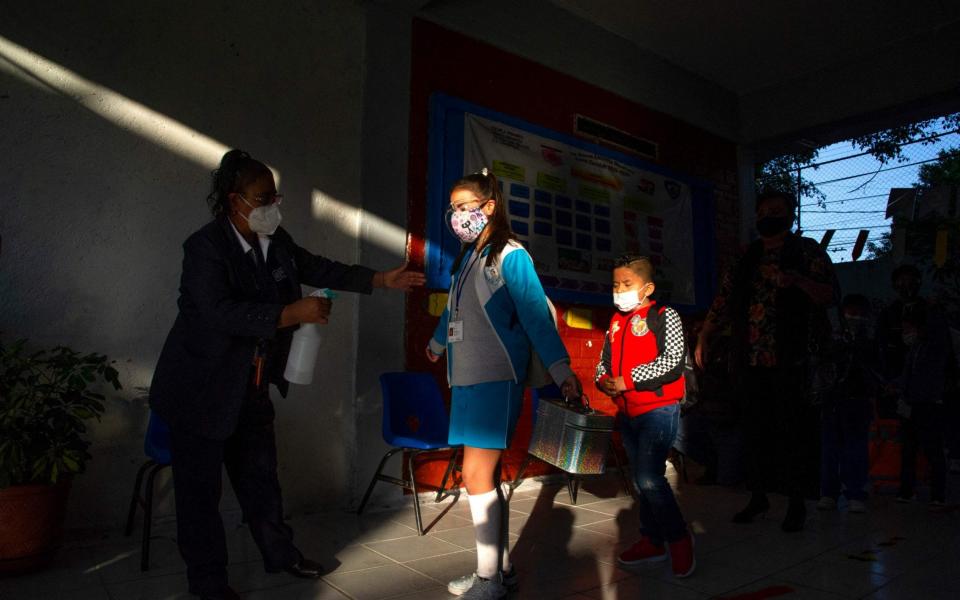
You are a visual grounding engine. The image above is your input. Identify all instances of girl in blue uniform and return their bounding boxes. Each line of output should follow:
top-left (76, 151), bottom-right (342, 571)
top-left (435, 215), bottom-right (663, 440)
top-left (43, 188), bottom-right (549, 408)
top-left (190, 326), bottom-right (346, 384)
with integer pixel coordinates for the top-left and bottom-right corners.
top-left (426, 169), bottom-right (583, 600)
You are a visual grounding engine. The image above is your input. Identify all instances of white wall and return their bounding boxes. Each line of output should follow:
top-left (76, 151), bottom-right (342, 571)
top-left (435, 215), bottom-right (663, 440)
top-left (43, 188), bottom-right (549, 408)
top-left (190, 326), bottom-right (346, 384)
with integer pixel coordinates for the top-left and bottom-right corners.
top-left (0, 0), bottom-right (373, 527)
top-left (353, 5), bottom-right (417, 510)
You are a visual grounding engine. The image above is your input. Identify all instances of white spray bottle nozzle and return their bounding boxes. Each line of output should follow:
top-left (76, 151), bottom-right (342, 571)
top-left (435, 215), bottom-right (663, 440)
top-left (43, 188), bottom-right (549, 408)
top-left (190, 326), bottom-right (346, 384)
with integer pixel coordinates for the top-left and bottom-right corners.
top-left (311, 288), bottom-right (338, 299)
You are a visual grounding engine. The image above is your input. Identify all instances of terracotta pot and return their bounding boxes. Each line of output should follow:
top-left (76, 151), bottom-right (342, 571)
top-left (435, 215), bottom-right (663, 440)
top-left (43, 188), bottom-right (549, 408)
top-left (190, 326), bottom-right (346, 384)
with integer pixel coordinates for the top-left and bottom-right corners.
top-left (0, 478), bottom-right (72, 575)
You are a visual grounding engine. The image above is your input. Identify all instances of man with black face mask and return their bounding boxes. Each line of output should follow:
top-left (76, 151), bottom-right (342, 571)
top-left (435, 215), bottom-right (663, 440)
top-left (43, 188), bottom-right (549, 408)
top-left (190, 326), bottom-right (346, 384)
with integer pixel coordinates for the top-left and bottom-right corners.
top-left (695, 190), bottom-right (838, 532)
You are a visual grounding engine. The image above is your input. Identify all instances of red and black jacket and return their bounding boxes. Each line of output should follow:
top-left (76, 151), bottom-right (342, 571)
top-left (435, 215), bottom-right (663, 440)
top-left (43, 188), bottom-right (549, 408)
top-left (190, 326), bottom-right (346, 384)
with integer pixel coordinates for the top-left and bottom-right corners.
top-left (595, 301), bottom-right (686, 417)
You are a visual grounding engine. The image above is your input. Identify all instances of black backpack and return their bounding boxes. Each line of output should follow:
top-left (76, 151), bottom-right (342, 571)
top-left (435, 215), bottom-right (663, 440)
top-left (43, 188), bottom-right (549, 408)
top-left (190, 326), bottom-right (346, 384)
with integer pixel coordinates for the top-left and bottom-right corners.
top-left (644, 306), bottom-right (698, 413)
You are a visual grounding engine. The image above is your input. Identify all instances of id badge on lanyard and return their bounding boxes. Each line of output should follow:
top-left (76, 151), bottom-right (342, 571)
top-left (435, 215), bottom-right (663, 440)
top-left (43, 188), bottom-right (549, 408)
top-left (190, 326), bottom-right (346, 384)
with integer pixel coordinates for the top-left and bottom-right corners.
top-left (448, 320), bottom-right (464, 343)
top-left (448, 251), bottom-right (481, 344)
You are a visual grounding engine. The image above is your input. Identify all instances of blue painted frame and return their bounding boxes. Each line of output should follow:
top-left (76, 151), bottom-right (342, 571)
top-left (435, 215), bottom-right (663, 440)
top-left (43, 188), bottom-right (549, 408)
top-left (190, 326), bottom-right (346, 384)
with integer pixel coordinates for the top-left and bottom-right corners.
top-left (426, 93), bottom-right (717, 312)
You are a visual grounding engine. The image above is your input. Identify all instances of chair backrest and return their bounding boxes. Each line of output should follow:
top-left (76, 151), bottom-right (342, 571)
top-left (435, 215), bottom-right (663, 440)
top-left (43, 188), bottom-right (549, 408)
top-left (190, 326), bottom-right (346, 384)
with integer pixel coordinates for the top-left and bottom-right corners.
top-left (144, 411), bottom-right (172, 465)
top-left (378, 372), bottom-right (449, 443)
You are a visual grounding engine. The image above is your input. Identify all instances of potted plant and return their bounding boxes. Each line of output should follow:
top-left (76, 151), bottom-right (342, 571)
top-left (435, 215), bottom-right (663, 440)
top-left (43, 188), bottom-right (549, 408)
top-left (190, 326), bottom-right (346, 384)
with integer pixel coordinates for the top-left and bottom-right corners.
top-left (0, 338), bottom-right (121, 574)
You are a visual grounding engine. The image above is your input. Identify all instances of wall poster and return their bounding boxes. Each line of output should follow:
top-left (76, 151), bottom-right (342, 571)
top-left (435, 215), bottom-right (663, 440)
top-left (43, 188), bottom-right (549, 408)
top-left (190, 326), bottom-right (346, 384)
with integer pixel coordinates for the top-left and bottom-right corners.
top-left (426, 94), bottom-right (715, 310)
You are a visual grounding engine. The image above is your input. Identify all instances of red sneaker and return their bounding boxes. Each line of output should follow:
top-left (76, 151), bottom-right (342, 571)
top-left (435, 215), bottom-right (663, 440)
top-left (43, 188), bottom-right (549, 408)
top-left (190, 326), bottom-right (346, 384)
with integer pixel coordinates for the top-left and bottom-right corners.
top-left (617, 537), bottom-right (667, 565)
top-left (669, 531), bottom-right (696, 578)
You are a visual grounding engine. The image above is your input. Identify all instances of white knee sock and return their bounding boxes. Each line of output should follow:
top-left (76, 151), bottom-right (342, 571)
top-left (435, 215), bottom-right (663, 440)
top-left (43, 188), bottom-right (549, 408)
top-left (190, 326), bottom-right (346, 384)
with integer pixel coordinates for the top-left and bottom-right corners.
top-left (501, 506), bottom-right (512, 573)
top-left (468, 488), bottom-right (508, 579)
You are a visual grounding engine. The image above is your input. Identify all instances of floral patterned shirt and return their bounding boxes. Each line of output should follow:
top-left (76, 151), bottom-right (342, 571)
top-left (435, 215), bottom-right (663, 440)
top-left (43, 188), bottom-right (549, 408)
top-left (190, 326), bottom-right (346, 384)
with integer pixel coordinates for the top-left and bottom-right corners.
top-left (705, 236), bottom-right (835, 367)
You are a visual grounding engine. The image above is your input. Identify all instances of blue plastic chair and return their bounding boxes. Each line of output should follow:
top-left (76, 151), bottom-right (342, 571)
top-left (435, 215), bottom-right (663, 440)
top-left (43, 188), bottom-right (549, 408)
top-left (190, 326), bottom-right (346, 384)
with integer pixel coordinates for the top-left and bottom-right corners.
top-left (357, 373), bottom-right (461, 535)
top-left (124, 411), bottom-right (171, 571)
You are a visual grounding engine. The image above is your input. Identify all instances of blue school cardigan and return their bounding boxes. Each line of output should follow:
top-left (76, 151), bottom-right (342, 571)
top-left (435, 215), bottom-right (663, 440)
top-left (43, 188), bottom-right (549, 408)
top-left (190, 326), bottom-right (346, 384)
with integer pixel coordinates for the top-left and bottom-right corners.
top-left (429, 240), bottom-right (574, 387)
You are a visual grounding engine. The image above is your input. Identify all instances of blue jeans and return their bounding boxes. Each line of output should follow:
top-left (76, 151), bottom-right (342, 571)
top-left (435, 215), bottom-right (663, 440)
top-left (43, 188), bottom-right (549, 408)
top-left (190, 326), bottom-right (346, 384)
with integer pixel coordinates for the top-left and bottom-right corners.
top-left (619, 404), bottom-right (687, 545)
top-left (820, 399), bottom-right (872, 501)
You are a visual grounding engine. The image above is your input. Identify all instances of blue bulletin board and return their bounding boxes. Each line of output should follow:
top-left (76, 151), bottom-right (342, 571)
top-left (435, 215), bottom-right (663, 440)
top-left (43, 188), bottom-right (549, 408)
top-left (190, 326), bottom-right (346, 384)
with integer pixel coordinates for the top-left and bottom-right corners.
top-left (426, 94), bottom-right (716, 312)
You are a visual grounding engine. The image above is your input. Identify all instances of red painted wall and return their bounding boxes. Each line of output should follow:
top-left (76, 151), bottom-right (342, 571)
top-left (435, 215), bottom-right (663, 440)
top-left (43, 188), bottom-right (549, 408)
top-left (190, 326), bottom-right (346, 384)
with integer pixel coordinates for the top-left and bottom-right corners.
top-left (404, 20), bottom-right (740, 487)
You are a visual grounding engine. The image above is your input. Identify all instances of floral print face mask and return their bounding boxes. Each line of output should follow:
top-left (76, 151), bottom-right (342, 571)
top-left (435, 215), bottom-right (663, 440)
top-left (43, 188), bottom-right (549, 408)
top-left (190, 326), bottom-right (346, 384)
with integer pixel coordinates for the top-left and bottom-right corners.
top-left (447, 205), bottom-right (489, 243)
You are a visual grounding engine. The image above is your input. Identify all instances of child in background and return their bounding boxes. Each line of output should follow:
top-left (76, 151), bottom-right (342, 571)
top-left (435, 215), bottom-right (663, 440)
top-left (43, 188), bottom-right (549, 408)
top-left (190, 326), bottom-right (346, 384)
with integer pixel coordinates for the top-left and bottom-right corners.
top-left (817, 294), bottom-right (878, 514)
top-left (595, 255), bottom-right (695, 578)
top-left (896, 303), bottom-right (950, 506)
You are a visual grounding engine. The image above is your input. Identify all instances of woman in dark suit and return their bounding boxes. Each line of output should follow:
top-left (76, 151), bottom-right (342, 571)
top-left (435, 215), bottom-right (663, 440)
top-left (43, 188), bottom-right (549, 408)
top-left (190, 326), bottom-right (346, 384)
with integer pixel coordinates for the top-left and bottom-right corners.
top-left (150, 149), bottom-right (423, 600)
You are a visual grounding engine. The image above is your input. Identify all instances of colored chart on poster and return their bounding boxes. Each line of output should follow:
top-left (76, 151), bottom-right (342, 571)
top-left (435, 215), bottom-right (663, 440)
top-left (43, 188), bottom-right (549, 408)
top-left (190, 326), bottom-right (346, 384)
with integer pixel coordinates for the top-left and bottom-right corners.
top-left (426, 94), bottom-right (715, 310)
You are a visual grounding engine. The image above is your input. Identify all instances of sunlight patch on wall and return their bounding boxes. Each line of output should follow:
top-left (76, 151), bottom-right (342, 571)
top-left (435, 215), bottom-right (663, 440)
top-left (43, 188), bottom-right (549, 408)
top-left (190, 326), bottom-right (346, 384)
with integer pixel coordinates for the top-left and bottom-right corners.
top-left (0, 33), bottom-right (280, 184)
top-left (311, 189), bottom-right (409, 257)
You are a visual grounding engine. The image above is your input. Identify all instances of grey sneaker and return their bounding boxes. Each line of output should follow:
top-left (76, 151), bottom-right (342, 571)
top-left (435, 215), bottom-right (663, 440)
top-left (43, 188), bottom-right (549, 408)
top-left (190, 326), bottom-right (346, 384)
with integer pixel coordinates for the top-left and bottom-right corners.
top-left (448, 569), bottom-right (518, 596)
top-left (848, 499), bottom-right (867, 513)
top-left (816, 496), bottom-right (837, 511)
top-left (458, 575), bottom-right (507, 600)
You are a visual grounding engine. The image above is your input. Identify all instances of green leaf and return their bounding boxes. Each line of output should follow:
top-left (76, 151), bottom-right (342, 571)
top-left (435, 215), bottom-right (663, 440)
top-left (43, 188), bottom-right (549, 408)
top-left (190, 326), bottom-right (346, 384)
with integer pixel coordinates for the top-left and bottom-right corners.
top-left (72, 407), bottom-right (93, 420)
top-left (31, 458), bottom-right (48, 481)
top-left (61, 455), bottom-right (80, 472)
top-left (0, 336), bottom-right (120, 485)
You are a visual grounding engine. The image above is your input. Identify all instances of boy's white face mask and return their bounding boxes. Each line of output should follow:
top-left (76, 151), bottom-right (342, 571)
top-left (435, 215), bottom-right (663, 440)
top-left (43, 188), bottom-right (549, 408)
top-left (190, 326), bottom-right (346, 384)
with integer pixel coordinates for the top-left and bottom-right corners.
top-left (613, 290), bottom-right (642, 312)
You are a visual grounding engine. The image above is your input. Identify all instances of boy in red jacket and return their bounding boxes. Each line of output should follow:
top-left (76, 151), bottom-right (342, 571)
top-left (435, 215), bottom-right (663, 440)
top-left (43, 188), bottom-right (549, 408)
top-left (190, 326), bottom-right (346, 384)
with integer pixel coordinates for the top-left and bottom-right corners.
top-left (595, 255), bottom-right (695, 578)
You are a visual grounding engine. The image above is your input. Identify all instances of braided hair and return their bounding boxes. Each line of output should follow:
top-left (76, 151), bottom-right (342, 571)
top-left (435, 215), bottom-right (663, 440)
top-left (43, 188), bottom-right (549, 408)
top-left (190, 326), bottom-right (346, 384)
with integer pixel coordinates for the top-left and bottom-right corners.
top-left (206, 149), bottom-right (272, 217)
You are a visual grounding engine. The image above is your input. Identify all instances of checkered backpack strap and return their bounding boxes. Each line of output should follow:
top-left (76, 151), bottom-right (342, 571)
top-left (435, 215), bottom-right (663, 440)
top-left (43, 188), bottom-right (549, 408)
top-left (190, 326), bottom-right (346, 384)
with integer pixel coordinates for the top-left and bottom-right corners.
top-left (647, 306), bottom-right (664, 353)
top-left (628, 305), bottom-right (687, 393)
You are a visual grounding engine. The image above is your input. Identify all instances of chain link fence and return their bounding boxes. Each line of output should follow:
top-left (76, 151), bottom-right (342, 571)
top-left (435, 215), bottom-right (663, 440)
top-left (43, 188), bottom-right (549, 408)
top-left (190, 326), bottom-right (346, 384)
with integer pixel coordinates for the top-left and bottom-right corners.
top-left (774, 127), bottom-right (960, 263)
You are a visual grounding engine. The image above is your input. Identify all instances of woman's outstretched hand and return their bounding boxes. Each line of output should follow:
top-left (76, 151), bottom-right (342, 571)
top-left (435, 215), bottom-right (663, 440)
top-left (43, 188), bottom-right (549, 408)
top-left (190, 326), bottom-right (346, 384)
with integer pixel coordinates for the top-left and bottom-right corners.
top-left (377, 262), bottom-right (426, 291)
top-left (425, 347), bottom-right (440, 363)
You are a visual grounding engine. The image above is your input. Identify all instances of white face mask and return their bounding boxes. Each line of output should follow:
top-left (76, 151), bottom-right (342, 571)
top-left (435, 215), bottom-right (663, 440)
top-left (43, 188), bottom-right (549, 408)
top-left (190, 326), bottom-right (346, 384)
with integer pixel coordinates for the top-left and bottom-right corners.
top-left (241, 195), bottom-right (282, 236)
top-left (613, 290), bottom-right (643, 312)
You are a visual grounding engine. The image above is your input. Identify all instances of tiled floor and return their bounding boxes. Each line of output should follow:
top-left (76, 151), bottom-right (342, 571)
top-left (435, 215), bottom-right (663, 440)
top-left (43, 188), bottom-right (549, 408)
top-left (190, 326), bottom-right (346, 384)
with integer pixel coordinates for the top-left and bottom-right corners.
top-left (2, 465), bottom-right (959, 600)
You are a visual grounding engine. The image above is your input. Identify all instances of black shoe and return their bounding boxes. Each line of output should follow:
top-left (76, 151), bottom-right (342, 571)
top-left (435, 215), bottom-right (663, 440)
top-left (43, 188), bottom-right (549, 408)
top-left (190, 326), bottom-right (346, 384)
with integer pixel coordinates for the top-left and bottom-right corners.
top-left (781, 497), bottom-right (806, 532)
top-left (895, 487), bottom-right (916, 503)
top-left (732, 493), bottom-right (769, 523)
top-left (267, 558), bottom-right (324, 579)
top-left (197, 586), bottom-right (241, 600)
